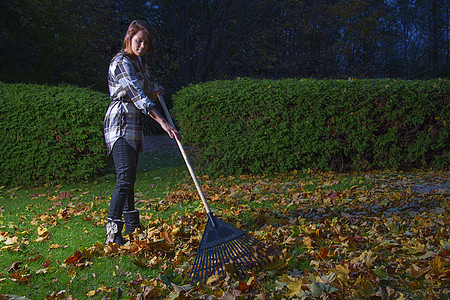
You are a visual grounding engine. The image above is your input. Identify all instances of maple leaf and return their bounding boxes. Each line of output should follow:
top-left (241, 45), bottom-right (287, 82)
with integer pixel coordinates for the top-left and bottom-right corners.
top-left (49, 243), bottom-right (63, 249)
top-left (36, 226), bottom-right (50, 242)
top-left (64, 250), bottom-right (88, 269)
top-left (206, 274), bottom-right (222, 285)
top-left (35, 268), bottom-right (49, 274)
top-left (315, 247), bottom-right (329, 260)
top-left (4, 236), bottom-right (18, 245)
top-left (134, 279), bottom-right (164, 299)
top-left (430, 256), bottom-right (445, 274)
top-left (354, 275), bottom-right (376, 298)
top-left (220, 289), bottom-right (242, 300)
top-left (351, 250), bottom-right (377, 268)
top-left (86, 290), bottom-right (96, 297)
top-left (9, 271), bottom-right (30, 283)
top-left (56, 191), bottom-right (72, 200)
top-left (45, 289), bottom-right (67, 299)
top-left (160, 230), bottom-right (174, 244)
top-left (405, 264), bottom-right (429, 279)
top-left (287, 280), bottom-right (309, 298)
top-left (310, 281), bottom-right (339, 297)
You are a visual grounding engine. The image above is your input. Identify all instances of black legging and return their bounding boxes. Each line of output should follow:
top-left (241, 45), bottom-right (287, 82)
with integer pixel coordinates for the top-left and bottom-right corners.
top-left (108, 138), bottom-right (138, 220)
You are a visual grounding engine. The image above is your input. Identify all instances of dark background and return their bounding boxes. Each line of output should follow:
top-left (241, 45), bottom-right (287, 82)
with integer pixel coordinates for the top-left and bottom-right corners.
top-left (1, 0), bottom-right (448, 93)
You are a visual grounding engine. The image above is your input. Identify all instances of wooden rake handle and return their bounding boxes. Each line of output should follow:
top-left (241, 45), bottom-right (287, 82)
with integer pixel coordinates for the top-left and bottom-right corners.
top-left (153, 84), bottom-right (212, 216)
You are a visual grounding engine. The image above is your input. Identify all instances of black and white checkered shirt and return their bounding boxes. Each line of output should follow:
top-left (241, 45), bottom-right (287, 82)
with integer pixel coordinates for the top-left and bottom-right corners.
top-left (104, 51), bottom-right (156, 155)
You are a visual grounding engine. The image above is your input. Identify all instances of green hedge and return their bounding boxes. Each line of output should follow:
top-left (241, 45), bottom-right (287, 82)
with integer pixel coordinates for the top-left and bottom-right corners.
top-left (0, 82), bottom-right (110, 186)
top-left (172, 78), bottom-right (449, 175)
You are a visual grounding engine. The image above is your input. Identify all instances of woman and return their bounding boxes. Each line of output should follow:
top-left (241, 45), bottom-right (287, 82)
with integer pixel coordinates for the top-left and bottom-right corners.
top-left (104, 20), bottom-right (180, 245)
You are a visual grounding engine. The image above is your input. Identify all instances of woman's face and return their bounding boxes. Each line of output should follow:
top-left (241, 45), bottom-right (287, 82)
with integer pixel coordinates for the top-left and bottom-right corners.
top-left (130, 30), bottom-right (150, 58)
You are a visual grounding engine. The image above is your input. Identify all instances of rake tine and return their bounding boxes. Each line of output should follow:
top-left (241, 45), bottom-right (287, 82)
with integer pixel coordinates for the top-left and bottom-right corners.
top-left (201, 249), bottom-right (209, 283)
top-left (229, 238), bottom-right (257, 269)
top-left (209, 247), bottom-right (216, 278)
top-left (209, 248), bottom-right (215, 278)
top-left (219, 242), bottom-right (234, 273)
top-left (223, 240), bottom-right (244, 274)
top-left (190, 223), bottom-right (281, 284)
top-left (226, 240), bottom-right (250, 275)
top-left (210, 247), bottom-right (221, 278)
top-left (239, 234), bottom-right (274, 262)
top-left (198, 250), bottom-right (205, 282)
top-left (205, 248), bottom-right (212, 282)
top-left (215, 241), bottom-right (235, 275)
top-left (239, 235), bottom-right (270, 263)
top-left (216, 245), bottom-right (226, 278)
top-left (190, 257), bottom-right (199, 282)
top-left (231, 234), bottom-right (275, 271)
top-left (234, 236), bottom-right (261, 264)
top-left (214, 245), bottom-right (225, 277)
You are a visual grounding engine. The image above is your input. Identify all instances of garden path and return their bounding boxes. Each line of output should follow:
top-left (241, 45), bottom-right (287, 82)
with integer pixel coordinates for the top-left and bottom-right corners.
top-left (143, 134), bottom-right (449, 195)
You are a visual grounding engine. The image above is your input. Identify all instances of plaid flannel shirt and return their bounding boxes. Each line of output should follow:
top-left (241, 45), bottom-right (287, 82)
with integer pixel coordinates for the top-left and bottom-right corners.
top-left (104, 51), bottom-right (156, 155)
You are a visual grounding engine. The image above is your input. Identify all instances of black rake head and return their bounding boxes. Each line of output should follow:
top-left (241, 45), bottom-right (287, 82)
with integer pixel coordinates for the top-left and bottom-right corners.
top-left (189, 214), bottom-right (280, 284)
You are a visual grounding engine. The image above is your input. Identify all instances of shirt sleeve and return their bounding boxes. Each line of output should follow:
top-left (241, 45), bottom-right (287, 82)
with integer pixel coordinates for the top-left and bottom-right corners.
top-left (114, 57), bottom-right (156, 115)
top-left (144, 69), bottom-right (158, 100)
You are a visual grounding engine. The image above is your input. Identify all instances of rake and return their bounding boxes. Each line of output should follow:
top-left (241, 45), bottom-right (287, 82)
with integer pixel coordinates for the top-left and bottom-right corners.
top-left (154, 85), bottom-right (280, 284)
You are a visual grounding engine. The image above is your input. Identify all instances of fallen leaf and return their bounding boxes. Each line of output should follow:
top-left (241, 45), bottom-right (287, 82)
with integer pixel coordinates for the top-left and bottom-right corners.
top-left (8, 261), bottom-right (22, 272)
top-left (36, 226), bottom-right (50, 242)
top-left (50, 243), bottom-right (63, 249)
top-left (35, 268), bottom-right (49, 274)
top-left (56, 191), bottom-right (72, 200)
top-left (4, 236), bottom-right (18, 245)
top-left (86, 290), bottom-right (96, 297)
top-left (206, 274), bottom-right (222, 285)
top-left (9, 271), bottom-right (30, 283)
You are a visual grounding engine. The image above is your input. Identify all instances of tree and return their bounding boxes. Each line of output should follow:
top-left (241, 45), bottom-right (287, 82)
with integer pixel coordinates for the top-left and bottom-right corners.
top-left (1, 0), bottom-right (447, 92)
top-left (0, 0), bottom-right (124, 91)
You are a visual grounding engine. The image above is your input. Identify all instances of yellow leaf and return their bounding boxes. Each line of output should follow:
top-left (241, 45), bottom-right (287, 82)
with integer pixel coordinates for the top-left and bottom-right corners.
top-left (282, 236), bottom-right (297, 245)
top-left (104, 243), bottom-right (120, 254)
top-left (86, 290), bottom-right (96, 297)
top-left (160, 230), bottom-right (174, 244)
top-left (406, 264), bottom-right (428, 279)
top-left (4, 236), bottom-right (18, 245)
top-left (81, 247), bottom-right (94, 259)
top-left (210, 194), bottom-right (220, 201)
top-left (302, 237), bottom-right (313, 248)
top-left (333, 263), bottom-right (350, 282)
top-left (430, 256), bottom-right (444, 273)
top-left (37, 226), bottom-right (49, 237)
top-left (35, 268), bottom-right (48, 274)
top-left (35, 235), bottom-right (50, 242)
top-left (206, 274), bottom-right (222, 285)
top-left (287, 280), bottom-right (305, 298)
top-left (97, 286), bottom-right (115, 292)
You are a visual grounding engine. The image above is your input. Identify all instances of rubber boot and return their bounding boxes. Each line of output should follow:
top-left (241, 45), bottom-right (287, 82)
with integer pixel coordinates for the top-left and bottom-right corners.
top-left (105, 219), bottom-right (126, 246)
top-left (123, 209), bottom-right (141, 235)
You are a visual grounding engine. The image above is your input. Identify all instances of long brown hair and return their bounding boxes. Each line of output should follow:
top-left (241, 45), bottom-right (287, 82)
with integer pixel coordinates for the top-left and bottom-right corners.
top-left (122, 20), bottom-right (155, 62)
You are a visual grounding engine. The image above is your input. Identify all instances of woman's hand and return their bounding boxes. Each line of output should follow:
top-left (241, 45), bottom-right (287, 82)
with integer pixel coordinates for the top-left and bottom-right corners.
top-left (155, 85), bottom-right (165, 96)
top-left (149, 85), bottom-right (165, 99)
top-left (148, 107), bottom-right (181, 140)
top-left (161, 120), bottom-right (181, 140)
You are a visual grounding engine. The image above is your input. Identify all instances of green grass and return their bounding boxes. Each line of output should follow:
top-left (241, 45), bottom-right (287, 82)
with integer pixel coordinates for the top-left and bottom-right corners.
top-left (0, 144), bottom-right (187, 299)
top-left (1, 149), bottom-right (448, 299)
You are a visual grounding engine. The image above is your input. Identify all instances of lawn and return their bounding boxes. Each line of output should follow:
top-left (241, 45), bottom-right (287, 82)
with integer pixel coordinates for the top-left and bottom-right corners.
top-left (0, 147), bottom-right (448, 299)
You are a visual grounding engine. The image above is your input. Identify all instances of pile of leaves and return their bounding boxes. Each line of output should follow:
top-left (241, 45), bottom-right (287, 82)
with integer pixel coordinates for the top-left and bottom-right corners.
top-left (1, 170), bottom-right (449, 299)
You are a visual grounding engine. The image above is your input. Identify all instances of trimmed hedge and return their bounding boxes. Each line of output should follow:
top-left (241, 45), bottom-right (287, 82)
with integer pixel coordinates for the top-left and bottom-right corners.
top-left (172, 78), bottom-right (449, 175)
top-left (0, 82), bottom-right (110, 186)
